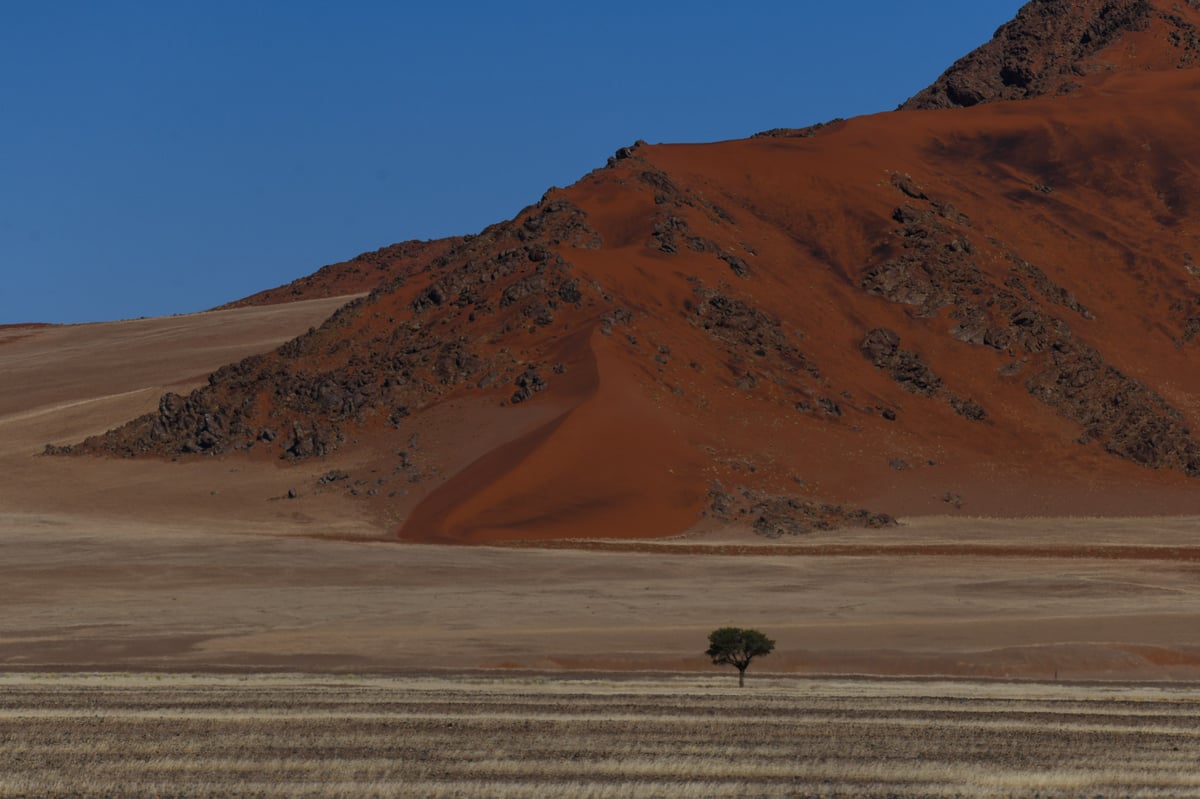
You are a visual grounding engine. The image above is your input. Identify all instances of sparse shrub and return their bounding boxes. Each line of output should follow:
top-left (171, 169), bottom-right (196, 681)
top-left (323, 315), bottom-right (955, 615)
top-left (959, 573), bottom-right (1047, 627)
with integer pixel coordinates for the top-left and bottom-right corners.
top-left (706, 627), bottom-right (775, 687)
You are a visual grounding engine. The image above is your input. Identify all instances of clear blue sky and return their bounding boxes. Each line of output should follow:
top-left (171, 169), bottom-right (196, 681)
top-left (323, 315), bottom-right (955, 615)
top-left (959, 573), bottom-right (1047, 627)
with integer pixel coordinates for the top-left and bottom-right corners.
top-left (1, 2), bottom-right (1025, 324)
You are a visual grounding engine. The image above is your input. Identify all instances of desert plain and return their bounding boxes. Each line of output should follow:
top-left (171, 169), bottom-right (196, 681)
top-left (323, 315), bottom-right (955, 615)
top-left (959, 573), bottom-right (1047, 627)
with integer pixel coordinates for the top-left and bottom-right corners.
top-left (12, 2), bottom-right (1200, 794)
top-left (6, 300), bottom-right (1200, 797)
top-left (4, 299), bottom-right (1200, 678)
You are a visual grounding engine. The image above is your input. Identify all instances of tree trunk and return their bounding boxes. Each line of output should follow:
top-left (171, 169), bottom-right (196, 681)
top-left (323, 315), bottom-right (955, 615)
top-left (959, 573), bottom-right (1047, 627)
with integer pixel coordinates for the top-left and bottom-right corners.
top-left (738, 667), bottom-right (745, 687)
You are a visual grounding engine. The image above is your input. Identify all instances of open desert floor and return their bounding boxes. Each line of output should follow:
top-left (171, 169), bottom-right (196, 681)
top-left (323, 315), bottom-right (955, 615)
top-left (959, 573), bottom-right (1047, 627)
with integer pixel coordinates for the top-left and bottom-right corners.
top-left (4, 672), bottom-right (1200, 798)
top-left (8, 509), bottom-right (1200, 678)
top-left (6, 273), bottom-right (1200, 799)
top-left (4, 301), bottom-right (1200, 678)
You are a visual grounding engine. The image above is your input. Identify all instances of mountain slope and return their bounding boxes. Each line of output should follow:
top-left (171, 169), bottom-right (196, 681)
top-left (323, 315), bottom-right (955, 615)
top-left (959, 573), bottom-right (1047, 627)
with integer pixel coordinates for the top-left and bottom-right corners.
top-left (56, 1), bottom-right (1200, 542)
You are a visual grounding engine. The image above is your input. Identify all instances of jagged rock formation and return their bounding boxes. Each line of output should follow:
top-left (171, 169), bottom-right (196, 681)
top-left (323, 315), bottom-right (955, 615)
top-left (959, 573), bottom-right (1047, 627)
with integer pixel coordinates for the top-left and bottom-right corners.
top-left (903, 0), bottom-right (1200, 109)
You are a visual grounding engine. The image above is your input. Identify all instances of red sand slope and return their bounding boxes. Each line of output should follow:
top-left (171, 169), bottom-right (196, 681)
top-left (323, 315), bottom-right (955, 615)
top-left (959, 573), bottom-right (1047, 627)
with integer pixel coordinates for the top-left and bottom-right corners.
top-left (59, 0), bottom-right (1200, 542)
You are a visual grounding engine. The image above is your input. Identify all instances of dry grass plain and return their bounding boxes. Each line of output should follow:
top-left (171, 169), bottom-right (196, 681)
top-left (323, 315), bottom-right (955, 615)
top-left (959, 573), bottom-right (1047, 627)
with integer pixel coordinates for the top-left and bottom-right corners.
top-left (4, 672), bottom-right (1200, 798)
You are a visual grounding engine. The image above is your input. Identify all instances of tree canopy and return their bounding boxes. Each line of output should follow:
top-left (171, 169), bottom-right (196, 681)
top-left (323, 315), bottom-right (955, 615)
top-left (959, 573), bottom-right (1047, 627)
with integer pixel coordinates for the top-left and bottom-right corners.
top-left (706, 627), bottom-right (775, 687)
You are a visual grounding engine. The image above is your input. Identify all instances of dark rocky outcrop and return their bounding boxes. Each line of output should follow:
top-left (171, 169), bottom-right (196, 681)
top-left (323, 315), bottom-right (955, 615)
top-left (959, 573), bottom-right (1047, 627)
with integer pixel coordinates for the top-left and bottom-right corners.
top-left (860, 328), bottom-right (943, 397)
top-left (902, 0), bottom-right (1200, 110)
top-left (861, 171), bottom-right (1200, 471)
top-left (1025, 339), bottom-right (1200, 473)
top-left (63, 192), bottom-right (605, 460)
top-left (687, 285), bottom-right (819, 392)
top-left (707, 487), bottom-right (897, 537)
top-left (510, 369), bottom-right (548, 404)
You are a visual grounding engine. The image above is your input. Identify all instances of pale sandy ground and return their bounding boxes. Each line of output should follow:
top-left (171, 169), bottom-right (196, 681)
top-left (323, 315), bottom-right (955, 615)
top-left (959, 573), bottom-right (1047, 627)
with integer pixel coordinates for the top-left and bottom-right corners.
top-left (4, 303), bottom-right (1200, 679)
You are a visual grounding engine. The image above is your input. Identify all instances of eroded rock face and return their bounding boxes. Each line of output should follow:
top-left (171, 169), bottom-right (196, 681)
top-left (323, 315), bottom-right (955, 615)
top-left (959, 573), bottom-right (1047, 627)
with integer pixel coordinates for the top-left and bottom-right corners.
top-left (859, 327), bottom-right (988, 422)
top-left (860, 173), bottom-right (1200, 473)
top-left (1026, 339), bottom-right (1200, 473)
top-left (860, 328), bottom-right (942, 397)
top-left (685, 283), bottom-right (821, 396)
top-left (903, 0), bottom-right (1200, 110)
top-left (706, 486), bottom-right (896, 537)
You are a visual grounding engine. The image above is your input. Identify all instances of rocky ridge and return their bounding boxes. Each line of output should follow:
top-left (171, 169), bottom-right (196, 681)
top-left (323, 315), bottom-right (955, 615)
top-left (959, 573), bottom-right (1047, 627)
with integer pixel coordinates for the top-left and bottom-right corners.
top-left (903, 0), bottom-right (1200, 109)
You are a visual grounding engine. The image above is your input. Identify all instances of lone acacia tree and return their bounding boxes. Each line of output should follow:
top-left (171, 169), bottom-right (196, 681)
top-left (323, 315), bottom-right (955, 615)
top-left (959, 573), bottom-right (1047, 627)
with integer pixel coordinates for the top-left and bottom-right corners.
top-left (706, 627), bottom-right (775, 687)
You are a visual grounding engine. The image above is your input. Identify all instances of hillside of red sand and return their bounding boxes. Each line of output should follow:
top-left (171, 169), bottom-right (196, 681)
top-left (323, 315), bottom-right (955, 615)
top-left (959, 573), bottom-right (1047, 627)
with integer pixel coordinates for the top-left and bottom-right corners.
top-left (57, 0), bottom-right (1200, 543)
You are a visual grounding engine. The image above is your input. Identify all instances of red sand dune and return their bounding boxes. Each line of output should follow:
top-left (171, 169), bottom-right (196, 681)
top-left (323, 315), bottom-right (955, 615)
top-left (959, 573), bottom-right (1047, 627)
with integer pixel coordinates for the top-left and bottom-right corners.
top-left (58, 0), bottom-right (1200, 543)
